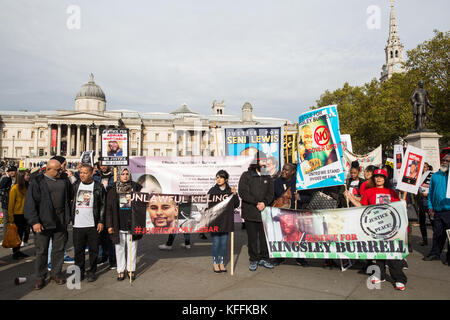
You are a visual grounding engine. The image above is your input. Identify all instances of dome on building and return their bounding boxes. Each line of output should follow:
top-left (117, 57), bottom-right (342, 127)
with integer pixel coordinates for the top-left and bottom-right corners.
top-left (75, 73), bottom-right (106, 102)
top-left (170, 103), bottom-right (199, 115)
top-left (242, 102), bottom-right (253, 110)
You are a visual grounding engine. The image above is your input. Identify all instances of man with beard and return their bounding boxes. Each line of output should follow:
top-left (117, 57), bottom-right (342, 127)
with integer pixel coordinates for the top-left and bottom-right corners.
top-left (423, 154), bottom-right (450, 265)
top-left (107, 141), bottom-right (123, 157)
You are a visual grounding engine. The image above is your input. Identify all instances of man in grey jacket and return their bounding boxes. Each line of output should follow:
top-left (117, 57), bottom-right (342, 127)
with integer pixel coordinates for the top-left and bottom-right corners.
top-left (238, 155), bottom-right (275, 271)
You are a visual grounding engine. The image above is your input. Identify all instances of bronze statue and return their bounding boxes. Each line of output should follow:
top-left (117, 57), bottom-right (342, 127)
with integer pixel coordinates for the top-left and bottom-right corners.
top-left (410, 80), bottom-right (435, 131)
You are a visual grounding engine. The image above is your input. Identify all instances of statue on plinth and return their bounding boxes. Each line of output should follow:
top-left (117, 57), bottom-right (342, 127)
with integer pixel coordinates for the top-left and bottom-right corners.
top-left (410, 80), bottom-right (435, 132)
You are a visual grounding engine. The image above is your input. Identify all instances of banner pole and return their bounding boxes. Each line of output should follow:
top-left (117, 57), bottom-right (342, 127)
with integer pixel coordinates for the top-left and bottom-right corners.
top-left (344, 184), bottom-right (350, 208)
top-left (129, 234), bottom-right (133, 285)
top-left (402, 191), bottom-right (407, 201)
top-left (113, 166), bottom-right (117, 182)
top-left (284, 122), bottom-right (288, 164)
top-left (230, 231), bottom-right (234, 276)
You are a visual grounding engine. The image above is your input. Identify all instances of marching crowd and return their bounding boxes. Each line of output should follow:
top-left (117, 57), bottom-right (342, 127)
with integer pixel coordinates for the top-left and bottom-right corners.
top-left (0, 153), bottom-right (449, 292)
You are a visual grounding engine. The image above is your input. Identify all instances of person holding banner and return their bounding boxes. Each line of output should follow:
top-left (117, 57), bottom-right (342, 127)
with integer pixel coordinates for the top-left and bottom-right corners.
top-left (343, 161), bottom-right (364, 206)
top-left (359, 165), bottom-right (377, 196)
top-left (424, 154), bottom-right (450, 265)
top-left (346, 169), bottom-right (407, 291)
top-left (207, 170), bottom-right (240, 273)
top-left (416, 163), bottom-right (433, 246)
top-left (106, 167), bottom-right (143, 281)
top-left (238, 155), bottom-right (275, 271)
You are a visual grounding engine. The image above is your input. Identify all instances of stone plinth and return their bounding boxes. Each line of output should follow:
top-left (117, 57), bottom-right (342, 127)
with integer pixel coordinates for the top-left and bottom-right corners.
top-left (404, 131), bottom-right (442, 171)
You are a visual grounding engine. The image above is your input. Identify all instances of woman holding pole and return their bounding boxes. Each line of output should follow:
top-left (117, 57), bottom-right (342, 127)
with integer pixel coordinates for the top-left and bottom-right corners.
top-left (207, 170), bottom-right (240, 273)
top-left (105, 167), bottom-right (142, 281)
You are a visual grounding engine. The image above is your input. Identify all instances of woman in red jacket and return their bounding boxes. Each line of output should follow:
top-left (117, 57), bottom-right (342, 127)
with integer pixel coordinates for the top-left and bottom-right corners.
top-left (346, 169), bottom-right (407, 291)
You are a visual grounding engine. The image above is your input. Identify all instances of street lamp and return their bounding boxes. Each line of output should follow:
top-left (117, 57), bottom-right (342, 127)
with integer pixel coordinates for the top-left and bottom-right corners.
top-left (12, 135), bottom-right (15, 158)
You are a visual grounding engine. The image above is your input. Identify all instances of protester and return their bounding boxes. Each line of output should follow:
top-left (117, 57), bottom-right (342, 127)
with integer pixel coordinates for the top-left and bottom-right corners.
top-left (416, 162), bottom-right (433, 246)
top-left (8, 168), bottom-right (30, 259)
top-left (0, 166), bottom-right (17, 239)
top-left (346, 168), bottom-right (407, 291)
top-left (359, 165), bottom-right (377, 196)
top-left (207, 170), bottom-right (240, 273)
top-left (272, 163), bottom-right (308, 267)
top-left (238, 154), bottom-right (275, 271)
top-left (24, 159), bottom-right (72, 290)
top-left (423, 154), bottom-right (450, 265)
top-left (71, 164), bottom-right (106, 282)
top-left (106, 167), bottom-right (142, 281)
top-left (344, 161), bottom-right (364, 206)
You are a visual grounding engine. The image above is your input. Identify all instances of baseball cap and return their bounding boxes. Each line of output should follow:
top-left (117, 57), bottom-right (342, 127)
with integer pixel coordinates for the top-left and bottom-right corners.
top-left (373, 169), bottom-right (388, 179)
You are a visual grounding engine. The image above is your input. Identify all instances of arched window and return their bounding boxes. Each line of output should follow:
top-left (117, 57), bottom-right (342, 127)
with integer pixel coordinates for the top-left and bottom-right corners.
top-left (390, 51), bottom-right (393, 58)
top-left (395, 50), bottom-right (398, 58)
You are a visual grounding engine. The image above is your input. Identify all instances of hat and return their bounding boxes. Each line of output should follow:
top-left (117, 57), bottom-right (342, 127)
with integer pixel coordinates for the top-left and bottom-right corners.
top-left (7, 166), bottom-right (17, 172)
top-left (30, 167), bottom-right (40, 174)
top-left (50, 156), bottom-right (66, 164)
top-left (373, 169), bottom-right (388, 179)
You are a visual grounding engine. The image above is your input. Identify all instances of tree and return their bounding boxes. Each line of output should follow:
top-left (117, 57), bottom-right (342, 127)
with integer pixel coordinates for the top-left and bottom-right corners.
top-left (313, 30), bottom-right (449, 154)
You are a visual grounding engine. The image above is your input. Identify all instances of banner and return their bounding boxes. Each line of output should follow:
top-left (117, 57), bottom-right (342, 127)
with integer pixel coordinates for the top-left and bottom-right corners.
top-left (80, 151), bottom-right (94, 167)
top-left (393, 144), bottom-right (403, 184)
top-left (224, 127), bottom-right (282, 177)
top-left (418, 171), bottom-right (432, 194)
top-left (51, 129), bottom-right (57, 148)
top-left (101, 129), bottom-right (129, 166)
top-left (296, 105), bottom-right (345, 190)
top-left (283, 132), bottom-right (297, 164)
top-left (261, 201), bottom-right (409, 260)
top-left (129, 156), bottom-right (254, 223)
top-left (343, 145), bottom-right (382, 178)
top-left (340, 134), bottom-right (353, 153)
top-left (131, 193), bottom-right (237, 235)
top-left (396, 145), bottom-right (425, 194)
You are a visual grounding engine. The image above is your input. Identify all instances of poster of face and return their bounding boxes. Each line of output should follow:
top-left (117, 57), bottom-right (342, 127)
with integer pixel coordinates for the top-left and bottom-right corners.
top-left (80, 151), bottom-right (94, 167)
top-left (393, 144), bottom-right (403, 184)
top-left (261, 201), bottom-right (409, 260)
top-left (224, 127), bottom-right (282, 178)
top-left (101, 129), bottom-right (129, 165)
top-left (396, 145), bottom-right (425, 194)
top-left (296, 105), bottom-right (345, 190)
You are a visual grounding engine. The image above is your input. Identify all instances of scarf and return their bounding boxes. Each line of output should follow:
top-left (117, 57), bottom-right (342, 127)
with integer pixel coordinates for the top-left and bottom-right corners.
top-left (115, 167), bottom-right (133, 194)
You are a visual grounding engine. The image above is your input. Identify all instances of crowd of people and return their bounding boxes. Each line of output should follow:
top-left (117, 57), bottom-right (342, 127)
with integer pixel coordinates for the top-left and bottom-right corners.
top-left (0, 153), bottom-right (449, 292)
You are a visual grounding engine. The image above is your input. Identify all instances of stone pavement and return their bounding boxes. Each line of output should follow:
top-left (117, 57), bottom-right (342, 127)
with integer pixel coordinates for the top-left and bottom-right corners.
top-left (0, 223), bottom-right (449, 300)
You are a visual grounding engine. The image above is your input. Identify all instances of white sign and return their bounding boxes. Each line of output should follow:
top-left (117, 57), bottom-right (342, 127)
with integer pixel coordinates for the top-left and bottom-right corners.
top-left (343, 145), bottom-right (382, 178)
top-left (101, 129), bottom-right (129, 166)
top-left (396, 145), bottom-right (425, 194)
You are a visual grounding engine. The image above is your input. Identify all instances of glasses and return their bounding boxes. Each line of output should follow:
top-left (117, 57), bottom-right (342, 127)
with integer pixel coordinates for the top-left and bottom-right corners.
top-left (442, 159), bottom-right (450, 163)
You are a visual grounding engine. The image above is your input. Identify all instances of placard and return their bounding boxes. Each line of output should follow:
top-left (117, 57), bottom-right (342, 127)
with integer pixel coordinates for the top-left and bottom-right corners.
top-left (396, 145), bottom-right (425, 194)
top-left (101, 129), bottom-right (129, 166)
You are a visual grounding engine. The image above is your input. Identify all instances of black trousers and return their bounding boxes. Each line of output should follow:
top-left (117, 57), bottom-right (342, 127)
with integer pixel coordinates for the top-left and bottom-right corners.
top-left (99, 229), bottom-right (116, 263)
top-left (73, 227), bottom-right (99, 275)
top-left (375, 259), bottom-right (407, 284)
top-left (12, 214), bottom-right (27, 253)
top-left (34, 214), bottom-right (67, 279)
top-left (430, 210), bottom-right (450, 258)
top-left (418, 199), bottom-right (428, 240)
top-left (245, 220), bottom-right (269, 262)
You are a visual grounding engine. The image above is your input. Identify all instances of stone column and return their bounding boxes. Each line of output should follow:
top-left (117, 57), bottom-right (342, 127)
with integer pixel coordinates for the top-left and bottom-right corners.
top-left (67, 125), bottom-right (72, 158)
top-left (196, 130), bottom-right (201, 156)
top-left (95, 126), bottom-right (100, 157)
top-left (48, 125), bottom-right (52, 156)
top-left (76, 125), bottom-right (81, 157)
top-left (137, 130), bottom-right (141, 156)
top-left (86, 125), bottom-right (90, 151)
top-left (34, 127), bottom-right (39, 157)
top-left (183, 131), bottom-right (187, 156)
top-left (56, 124), bottom-right (61, 155)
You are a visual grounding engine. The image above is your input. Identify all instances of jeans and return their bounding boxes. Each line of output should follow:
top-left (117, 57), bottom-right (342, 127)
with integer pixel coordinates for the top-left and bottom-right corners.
top-left (212, 232), bottom-right (228, 264)
top-left (245, 220), bottom-right (269, 262)
top-left (430, 210), bottom-right (450, 257)
top-left (73, 227), bottom-right (99, 275)
top-left (166, 233), bottom-right (190, 246)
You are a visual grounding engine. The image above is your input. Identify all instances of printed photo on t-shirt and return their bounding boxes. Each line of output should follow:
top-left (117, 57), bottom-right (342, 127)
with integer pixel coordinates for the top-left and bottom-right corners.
top-left (76, 190), bottom-right (93, 207)
top-left (120, 193), bottom-right (132, 209)
top-left (376, 194), bottom-right (391, 204)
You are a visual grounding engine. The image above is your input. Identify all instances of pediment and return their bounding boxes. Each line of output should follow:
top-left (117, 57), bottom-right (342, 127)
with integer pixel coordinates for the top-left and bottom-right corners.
top-left (57, 112), bottom-right (114, 120)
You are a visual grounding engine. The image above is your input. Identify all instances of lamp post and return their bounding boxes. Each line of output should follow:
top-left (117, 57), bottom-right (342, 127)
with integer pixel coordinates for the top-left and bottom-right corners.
top-left (12, 135), bottom-right (15, 158)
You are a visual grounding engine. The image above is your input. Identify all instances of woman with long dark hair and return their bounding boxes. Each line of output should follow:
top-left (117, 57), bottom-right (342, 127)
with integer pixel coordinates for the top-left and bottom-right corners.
top-left (8, 168), bottom-right (31, 259)
top-left (208, 170), bottom-right (240, 273)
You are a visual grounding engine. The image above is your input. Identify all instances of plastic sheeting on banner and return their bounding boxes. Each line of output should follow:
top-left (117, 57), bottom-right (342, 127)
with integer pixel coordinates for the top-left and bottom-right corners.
top-left (261, 201), bottom-right (409, 260)
top-left (296, 105), bottom-right (345, 190)
top-left (343, 145), bottom-right (383, 178)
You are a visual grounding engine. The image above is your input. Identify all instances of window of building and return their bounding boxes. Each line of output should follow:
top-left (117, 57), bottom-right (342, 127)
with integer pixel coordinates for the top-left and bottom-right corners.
top-left (153, 149), bottom-right (160, 156)
top-left (17, 131), bottom-right (22, 139)
top-left (131, 149), bottom-right (137, 156)
top-left (395, 50), bottom-right (398, 58)
top-left (31, 131), bottom-right (35, 139)
top-left (390, 51), bottom-right (393, 58)
top-left (132, 132), bottom-right (136, 140)
top-left (2, 131), bottom-right (6, 139)
top-left (29, 147), bottom-right (34, 156)
top-left (39, 149), bottom-right (44, 157)
top-left (166, 149), bottom-right (172, 157)
top-left (40, 131), bottom-right (44, 139)
top-left (154, 133), bottom-right (159, 142)
top-left (3, 149), bottom-right (7, 158)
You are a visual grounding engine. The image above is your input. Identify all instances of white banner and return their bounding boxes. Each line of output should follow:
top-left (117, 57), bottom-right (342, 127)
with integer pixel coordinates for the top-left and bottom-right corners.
top-left (343, 145), bottom-right (382, 178)
top-left (396, 145), bottom-right (425, 194)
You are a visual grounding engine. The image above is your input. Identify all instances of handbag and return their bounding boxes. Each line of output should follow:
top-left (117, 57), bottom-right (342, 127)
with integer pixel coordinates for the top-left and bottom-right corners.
top-left (2, 223), bottom-right (21, 248)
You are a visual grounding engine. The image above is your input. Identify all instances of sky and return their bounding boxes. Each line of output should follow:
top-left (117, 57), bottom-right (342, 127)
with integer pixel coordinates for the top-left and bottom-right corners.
top-left (0, 0), bottom-right (449, 123)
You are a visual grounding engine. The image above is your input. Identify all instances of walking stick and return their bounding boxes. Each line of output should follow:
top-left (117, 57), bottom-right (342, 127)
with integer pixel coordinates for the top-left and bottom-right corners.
top-left (231, 231), bottom-right (234, 276)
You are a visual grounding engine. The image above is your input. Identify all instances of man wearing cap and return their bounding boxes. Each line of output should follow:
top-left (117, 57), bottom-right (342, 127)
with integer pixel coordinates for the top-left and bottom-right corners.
top-left (24, 159), bottom-right (72, 289)
top-left (238, 153), bottom-right (275, 271)
top-left (0, 166), bottom-right (17, 238)
top-left (423, 154), bottom-right (450, 265)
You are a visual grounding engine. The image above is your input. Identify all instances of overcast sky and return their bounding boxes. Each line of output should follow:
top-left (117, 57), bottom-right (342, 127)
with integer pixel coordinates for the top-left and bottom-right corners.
top-left (0, 0), bottom-right (448, 123)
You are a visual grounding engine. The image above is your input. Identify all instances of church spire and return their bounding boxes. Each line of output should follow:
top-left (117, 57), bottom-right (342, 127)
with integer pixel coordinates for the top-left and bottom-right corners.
top-left (388, 0), bottom-right (400, 45)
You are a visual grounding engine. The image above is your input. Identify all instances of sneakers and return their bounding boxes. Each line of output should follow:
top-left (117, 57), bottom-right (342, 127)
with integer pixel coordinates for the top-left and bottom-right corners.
top-left (21, 241), bottom-right (29, 247)
top-left (249, 261), bottom-right (258, 271)
top-left (370, 275), bottom-right (386, 284)
top-left (158, 244), bottom-right (173, 250)
top-left (295, 258), bottom-right (309, 267)
top-left (423, 254), bottom-right (440, 261)
top-left (64, 256), bottom-right (75, 264)
top-left (402, 259), bottom-right (408, 270)
top-left (395, 282), bottom-right (406, 291)
top-left (181, 243), bottom-right (191, 249)
top-left (258, 259), bottom-right (274, 269)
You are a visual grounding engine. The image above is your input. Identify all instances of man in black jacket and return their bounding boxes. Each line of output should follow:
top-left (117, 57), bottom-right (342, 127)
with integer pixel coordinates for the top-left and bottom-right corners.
top-left (71, 164), bottom-right (106, 282)
top-left (24, 159), bottom-right (72, 289)
top-left (238, 156), bottom-right (275, 271)
top-left (0, 166), bottom-right (16, 238)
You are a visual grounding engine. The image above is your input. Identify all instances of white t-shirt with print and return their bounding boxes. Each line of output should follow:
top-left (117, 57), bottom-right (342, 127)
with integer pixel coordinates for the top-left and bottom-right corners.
top-left (74, 182), bottom-right (95, 228)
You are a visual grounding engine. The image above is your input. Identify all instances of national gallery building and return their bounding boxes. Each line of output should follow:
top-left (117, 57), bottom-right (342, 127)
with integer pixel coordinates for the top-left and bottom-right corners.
top-left (0, 74), bottom-right (293, 164)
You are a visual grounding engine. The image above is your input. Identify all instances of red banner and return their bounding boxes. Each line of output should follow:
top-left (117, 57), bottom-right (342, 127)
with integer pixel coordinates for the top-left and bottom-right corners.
top-left (51, 129), bottom-right (57, 147)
